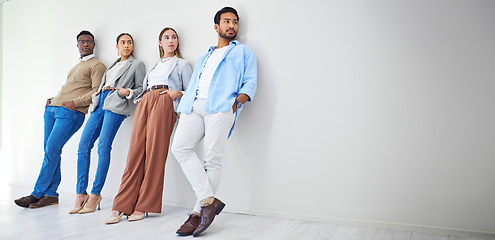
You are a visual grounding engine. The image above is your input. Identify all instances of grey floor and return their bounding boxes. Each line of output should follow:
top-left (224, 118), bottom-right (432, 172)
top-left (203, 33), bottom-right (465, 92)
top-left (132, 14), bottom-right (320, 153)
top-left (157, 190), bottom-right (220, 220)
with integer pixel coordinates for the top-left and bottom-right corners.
top-left (1, 185), bottom-right (493, 240)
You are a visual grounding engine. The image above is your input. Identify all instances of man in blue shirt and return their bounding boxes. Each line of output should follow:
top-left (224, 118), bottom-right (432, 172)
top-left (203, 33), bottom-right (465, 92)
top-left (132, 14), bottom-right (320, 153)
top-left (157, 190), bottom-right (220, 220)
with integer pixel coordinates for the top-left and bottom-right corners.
top-left (172, 6), bottom-right (257, 237)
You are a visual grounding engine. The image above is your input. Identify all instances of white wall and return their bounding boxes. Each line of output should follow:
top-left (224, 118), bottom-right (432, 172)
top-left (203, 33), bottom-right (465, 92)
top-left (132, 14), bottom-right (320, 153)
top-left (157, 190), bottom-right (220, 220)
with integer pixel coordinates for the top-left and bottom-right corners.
top-left (2, 0), bottom-right (495, 235)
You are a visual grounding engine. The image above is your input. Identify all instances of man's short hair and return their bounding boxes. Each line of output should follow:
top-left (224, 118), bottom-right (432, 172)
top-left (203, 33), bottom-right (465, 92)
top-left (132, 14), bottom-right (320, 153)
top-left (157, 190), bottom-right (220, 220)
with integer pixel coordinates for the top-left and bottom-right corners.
top-left (214, 7), bottom-right (239, 24)
top-left (77, 30), bottom-right (94, 41)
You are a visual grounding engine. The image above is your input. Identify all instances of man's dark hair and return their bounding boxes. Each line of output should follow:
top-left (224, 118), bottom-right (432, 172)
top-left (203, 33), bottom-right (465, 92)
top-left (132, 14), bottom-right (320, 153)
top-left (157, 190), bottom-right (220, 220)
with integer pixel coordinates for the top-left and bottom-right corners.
top-left (77, 30), bottom-right (94, 41)
top-left (214, 7), bottom-right (239, 24)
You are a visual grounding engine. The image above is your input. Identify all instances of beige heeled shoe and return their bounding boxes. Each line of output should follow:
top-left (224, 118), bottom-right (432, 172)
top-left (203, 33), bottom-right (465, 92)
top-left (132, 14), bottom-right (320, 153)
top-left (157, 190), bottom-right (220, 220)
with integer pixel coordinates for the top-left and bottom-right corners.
top-left (105, 212), bottom-right (124, 224)
top-left (69, 194), bottom-right (89, 214)
top-left (128, 212), bottom-right (148, 222)
top-left (78, 195), bottom-right (102, 214)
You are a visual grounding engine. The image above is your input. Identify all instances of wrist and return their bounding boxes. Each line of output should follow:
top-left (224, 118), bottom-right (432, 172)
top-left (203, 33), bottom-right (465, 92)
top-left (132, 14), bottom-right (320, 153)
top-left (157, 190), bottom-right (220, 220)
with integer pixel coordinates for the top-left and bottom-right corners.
top-left (235, 98), bottom-right (243, 109)
top-left (235, 97), bottom-right (243, 104)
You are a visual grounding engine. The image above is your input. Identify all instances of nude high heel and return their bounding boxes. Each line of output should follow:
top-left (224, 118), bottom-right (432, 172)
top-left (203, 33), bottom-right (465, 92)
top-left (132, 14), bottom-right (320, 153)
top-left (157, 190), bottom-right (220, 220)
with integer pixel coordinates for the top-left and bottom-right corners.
top-left (78, 195), bottom-right (102, 214)
top-left (69, 194), bottom-right (89, 214)
top-left (105, 212), bottom-right (124, 224)
top-left (128, 212), bottom-right (148, 222)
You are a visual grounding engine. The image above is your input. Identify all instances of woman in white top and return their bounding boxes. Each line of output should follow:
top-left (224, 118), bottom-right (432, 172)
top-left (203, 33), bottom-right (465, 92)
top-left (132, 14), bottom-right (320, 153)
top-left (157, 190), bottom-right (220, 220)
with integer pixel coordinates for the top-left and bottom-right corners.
top-left (106, 27), bottom-right (192, 224)
top-left (70, 33), bottom-right (145, 214)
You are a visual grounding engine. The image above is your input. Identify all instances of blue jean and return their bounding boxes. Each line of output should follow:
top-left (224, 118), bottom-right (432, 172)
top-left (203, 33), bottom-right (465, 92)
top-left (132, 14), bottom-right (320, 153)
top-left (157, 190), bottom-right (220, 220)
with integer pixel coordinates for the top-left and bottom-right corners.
top-left (32, 106), bottom-right (85, 199)
top-left (76, 90), bottom-right (126, 195)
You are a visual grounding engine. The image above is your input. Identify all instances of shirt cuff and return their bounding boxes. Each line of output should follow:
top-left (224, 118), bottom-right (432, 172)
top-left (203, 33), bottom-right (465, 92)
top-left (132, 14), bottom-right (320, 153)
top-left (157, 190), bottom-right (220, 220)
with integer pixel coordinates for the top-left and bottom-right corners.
top-left (126, 88), bottom-right (133, 99)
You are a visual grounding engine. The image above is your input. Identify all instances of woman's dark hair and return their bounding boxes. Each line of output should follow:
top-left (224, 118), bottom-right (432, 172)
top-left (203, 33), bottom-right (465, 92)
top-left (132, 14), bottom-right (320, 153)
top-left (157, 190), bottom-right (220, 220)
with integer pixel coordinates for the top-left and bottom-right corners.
top-left (214, 7), bottom-right (239, 24)
top-left (77, 30), bottom-right (94, 41)
top-left (116, 33), bottom-right (133, 44)
top-left (116, 33), bottom-right (134, 56)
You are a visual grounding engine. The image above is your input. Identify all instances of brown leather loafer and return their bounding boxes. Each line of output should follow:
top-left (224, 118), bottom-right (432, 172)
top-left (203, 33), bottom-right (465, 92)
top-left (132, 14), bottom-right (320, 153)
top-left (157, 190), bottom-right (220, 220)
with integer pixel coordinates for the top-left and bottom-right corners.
top-left (14, 195), bottom-right (40, 208)
top-left (176, 214), bottom-right (201, 236)
top-left (29, 196), bottom-right (59, 208)
top-left (193, 198), bottom-right (225, 237)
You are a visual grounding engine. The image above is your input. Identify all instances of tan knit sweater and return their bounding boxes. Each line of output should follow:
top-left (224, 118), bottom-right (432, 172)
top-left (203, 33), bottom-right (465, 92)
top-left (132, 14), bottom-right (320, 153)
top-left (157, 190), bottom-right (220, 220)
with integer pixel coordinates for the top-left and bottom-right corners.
top-left (50, 57), bottom-right (106, 114)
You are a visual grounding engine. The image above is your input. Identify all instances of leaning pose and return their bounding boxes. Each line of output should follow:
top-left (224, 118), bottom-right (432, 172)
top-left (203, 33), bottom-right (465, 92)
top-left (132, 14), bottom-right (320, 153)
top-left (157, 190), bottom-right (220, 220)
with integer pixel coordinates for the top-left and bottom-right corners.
top-left (70, 33), bottom-right (145, 214)
top-left (106, 27), bottom-right (192, 224)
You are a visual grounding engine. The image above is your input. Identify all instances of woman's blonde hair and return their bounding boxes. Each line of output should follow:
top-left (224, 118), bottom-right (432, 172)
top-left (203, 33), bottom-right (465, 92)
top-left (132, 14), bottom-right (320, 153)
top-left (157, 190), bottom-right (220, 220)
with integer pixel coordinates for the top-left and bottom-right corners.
top-left (159, 27), bottom-right (182, 59)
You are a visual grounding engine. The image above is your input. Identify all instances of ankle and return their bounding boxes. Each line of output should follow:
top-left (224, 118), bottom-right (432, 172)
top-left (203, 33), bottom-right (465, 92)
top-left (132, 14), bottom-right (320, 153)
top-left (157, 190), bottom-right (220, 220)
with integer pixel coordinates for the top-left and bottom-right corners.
top-left (89, 194), bottom-right (99, 199)
top-left (200, 197), bottom-right (214, 207)
top-left (76, 193), bottom-right (87, 199)
top-left (75, 194), bottom-right (87, 204)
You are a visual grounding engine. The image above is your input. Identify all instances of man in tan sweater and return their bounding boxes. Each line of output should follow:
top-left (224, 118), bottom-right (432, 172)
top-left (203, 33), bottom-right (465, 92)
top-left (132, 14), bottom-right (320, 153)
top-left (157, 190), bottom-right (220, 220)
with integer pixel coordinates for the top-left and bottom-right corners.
top-left (14, 30), bottom-right (106, 208)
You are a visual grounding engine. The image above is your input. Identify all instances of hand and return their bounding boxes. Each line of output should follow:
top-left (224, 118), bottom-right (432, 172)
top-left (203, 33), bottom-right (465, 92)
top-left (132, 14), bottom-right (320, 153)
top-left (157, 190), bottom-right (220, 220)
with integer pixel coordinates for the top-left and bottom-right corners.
top-left (232, 103), bottom-right (238, 113)
top-left (91, 92), bottom-right (97, 99)
top-left (232, 94), bottom-right (249, 113)
top-left (237, 94), bottom-right (250, 104)
top-left (61, 100), bottom-right (76, 110)
top-left (160, 90), bottom-right (182, 100)
top-left (116, 87), bottom-right (130, 96)
top-left (46, 99), bottom-right (51, 106)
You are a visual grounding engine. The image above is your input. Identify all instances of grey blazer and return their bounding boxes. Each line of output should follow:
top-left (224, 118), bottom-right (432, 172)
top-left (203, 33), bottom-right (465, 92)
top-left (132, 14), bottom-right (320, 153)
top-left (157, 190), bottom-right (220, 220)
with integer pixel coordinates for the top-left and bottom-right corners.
top-left (89, 55), bottom-right (145, 116)
top-left (134, 56), bottom-right (192, 112)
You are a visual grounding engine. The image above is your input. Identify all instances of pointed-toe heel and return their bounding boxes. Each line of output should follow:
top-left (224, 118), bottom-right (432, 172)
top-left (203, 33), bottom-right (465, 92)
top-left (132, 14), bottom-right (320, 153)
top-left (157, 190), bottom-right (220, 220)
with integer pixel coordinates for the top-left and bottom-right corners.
top-left (78, 195), bottom-right (102, 214)
top-left (128, 212), bottom-right (148, 222)
top-left (69, 195), bottom-right (89, 214)
top-left (105, 212), bottom-right (124, 224)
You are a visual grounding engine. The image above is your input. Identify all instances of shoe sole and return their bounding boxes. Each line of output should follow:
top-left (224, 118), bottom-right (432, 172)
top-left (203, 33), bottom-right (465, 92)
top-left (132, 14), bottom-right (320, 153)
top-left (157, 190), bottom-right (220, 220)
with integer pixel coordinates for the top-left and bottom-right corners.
top-left (29, 202), bottom-right (59, 208)
top-left (105, 220), bottom-right (121, 224)
top-left (192, 203), bottom-right (225, 237)
top-left (14, 203), bottom-right (31, 208)
top-left (14, 200), bottom-right (38, 208)
top-left (176, 231), bottom-right (193, 236)
top-left (105, 213), bottom-right (124, 224)
top-left (128, 217), bottom-right (144, 222)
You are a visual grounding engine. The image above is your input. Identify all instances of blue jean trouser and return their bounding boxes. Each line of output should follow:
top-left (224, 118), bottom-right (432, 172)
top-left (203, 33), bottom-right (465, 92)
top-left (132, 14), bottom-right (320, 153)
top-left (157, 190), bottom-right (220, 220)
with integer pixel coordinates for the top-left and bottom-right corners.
top-left (76, 90), bottom-right (126, 195)
top-left (31, 105), bottom-right (85, 199)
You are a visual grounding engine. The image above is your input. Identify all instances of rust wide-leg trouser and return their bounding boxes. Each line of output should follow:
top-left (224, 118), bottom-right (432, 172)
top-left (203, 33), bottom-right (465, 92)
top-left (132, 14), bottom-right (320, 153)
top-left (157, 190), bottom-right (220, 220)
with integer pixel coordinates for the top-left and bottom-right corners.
top-left (112, 90), bottom-right (177, 214)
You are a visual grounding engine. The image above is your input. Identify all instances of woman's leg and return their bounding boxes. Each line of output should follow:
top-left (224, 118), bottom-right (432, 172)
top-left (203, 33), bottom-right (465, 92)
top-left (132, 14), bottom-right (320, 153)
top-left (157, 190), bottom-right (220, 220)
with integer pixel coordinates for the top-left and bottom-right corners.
top-left (112, 97), bottom-right (150, 215)
top-left (76, 108), bottom-right (104, 195)
top-left (76, 91), bottom-right (109, 196)
top-left (133, 90), bottom-right (176, 213)
top-left (91, 110), bottom-right (126, 196)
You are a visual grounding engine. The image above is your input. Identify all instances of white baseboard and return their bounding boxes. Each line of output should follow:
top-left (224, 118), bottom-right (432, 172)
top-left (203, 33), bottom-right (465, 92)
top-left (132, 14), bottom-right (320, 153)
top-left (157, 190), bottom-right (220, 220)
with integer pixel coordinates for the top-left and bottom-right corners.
top-left (163, 200), bottom-right (495, 239)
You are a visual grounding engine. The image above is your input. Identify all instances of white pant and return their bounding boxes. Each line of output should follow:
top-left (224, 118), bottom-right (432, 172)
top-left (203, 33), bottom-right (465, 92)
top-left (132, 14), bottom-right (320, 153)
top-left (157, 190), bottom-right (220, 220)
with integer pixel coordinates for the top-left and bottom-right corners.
top-left (171, 98), bottom-right (235, 213)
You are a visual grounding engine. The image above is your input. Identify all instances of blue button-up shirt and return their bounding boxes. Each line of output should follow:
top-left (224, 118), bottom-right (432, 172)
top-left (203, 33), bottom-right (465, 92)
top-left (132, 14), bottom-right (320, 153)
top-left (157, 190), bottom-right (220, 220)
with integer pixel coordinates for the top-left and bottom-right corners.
top-left (178, 40), bottom-right (257, 137)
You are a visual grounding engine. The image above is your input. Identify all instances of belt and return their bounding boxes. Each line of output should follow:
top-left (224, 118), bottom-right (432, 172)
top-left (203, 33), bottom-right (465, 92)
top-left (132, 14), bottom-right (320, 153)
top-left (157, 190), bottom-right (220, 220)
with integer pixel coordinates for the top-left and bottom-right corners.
top-left (145, 85), bottom-right (168, 93)
top-left (101, 86), bottom-right (116, 92)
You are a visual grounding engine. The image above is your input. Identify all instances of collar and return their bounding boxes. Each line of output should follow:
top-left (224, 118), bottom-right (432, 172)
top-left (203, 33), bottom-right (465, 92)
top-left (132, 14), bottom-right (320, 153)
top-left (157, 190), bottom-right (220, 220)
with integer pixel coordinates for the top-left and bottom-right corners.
top-left (117, 55), bottom-right (134, 63)
top-left (208, 40), bottom-right (239, 52)
top-left (80, 54), bottom-right (95, 62)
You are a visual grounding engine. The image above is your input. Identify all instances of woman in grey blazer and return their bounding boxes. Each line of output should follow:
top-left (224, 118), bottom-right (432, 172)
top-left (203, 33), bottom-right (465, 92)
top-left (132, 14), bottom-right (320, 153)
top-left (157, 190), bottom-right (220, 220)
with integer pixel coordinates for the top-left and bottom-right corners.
top-left (106, 27), bottom-right (192, 224)
top-left (70, 33), bottom-right (145, 214)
